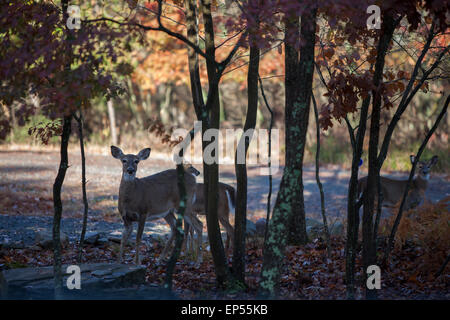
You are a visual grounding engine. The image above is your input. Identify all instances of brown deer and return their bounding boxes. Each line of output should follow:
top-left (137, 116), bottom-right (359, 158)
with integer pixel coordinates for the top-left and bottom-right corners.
top-left (111, 146), bottom-right (203, 264)
top-left (183, 166), bottom-right (236, 252)
top-left (358, 155), bottom-right (438, 210)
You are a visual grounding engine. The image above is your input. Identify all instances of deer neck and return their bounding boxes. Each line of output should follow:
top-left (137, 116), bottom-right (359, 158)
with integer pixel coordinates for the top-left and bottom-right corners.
top-left (119, 175), bottom-right (138, 197)
top-left (414, 174), bottom-right (429, 191)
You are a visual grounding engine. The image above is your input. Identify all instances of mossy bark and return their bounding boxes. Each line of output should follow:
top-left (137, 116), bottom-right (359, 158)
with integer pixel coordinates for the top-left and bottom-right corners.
top-left (259, 7), bottom-right (317, 297)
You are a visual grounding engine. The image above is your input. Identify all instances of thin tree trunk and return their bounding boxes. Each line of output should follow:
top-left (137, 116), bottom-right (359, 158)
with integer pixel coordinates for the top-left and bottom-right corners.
top-left (107, 99), bottom-right (117, 146)
top-left (75, 109), bottom-right (89, 263)
top-left (53, 0), bottom-right (72, 299)
top-left (185, 0), bottom-right (205, 120)
top-left (233, 39), bottom-right (260, 284)
top-left (200, 0), bottom-right (230, 287)
top-left (363, 15), bottom-right (398, 300)
top-left (160, 85), bottom-right (172, 125)
top-left (9, 105), bottom-right (16, 142)
top-left (258, 75), bottom-right (274, 245)
top-left (53, 114), bottom-right (72, 298)
top-left (312, 92), bottom-right (331, 258)
top-left (345, 96), bottom-right (370, 299)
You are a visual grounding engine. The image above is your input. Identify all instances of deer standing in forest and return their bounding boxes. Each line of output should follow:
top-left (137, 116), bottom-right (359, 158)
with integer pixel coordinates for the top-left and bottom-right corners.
top-left (358, 155), bottom-right (438, 210)
top-left (183, 166), bottom-right (236, 252)
top-left (111, 146), bottom-right (203, 264)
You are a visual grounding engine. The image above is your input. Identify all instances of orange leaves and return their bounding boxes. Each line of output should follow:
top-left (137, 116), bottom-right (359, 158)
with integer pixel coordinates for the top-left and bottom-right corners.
top-left (384, 196), bottom-right (450, 274)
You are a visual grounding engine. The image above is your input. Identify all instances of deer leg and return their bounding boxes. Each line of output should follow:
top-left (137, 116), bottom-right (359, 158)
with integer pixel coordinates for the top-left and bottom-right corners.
top-left (181, 219), bottom-right (191, 253)
top-left (185, 211), bottom-right (203, 264)
top-left (119, 217), bottom-right (133, 263)
top-left (219, 212), bottom-right (234, 253)
top-left (160, 210), bottom-right (176, 261)
top-left (182, 220), bottom-right (197, 255)
top-left (135, 214), bottom-right (146, 265)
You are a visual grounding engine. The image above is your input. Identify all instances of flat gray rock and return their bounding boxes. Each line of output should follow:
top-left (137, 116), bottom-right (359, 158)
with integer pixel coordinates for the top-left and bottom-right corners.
top-left (0, 263), bottom-right (147, 299)
top-left (35, 231), bottom-right (68, 249)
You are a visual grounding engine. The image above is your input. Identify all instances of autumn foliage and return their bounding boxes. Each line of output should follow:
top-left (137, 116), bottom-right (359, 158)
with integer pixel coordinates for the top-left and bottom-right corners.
top-left (382, 196), bottom-right (450, 274)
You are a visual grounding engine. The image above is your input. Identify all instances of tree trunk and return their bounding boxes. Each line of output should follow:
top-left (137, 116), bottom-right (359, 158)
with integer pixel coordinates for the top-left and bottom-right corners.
top-left (233, 40), bottom-right (260, 284)
top-left (52, 0), bottom-right (72, 299)
top-left (345, 96), bottom-right (370, 299)
top-left (259, 7), bottom-right (317, 297)
top-left (362, 15), bottom-right (397, 300)
top-left (202, 0), bottom-right (229, 287)
top-left (312, 92), bottom-right (331, 258)
top-left (53, 114), bottom-right (72, 298)
top-left (284, 12), bottom-right (315, 246)
top-left (107, 99), bottom-right (117, 146)
top-left (76, 109), bottom-right (89, 263)
top-left (258, 76), bottom-right (274, 245)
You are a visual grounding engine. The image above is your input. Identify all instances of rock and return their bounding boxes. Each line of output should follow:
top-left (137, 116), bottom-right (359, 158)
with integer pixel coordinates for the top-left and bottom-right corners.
top-left (108, 234), bottom-right (135, 245)
top-left (97, 237), bottom-right (109, 246)
top-left (0, 263), bottom-right (147, 299)
top-left (246, 219), bottom-right (257, 237)
top-left (35, 231), bottom-right (68, 249)
top-left (83, 232), bottom-right (101, 245)
top-left (108, 235), bottom-right (122, 243)
top-left (255, 218), bottom-right (266, 237)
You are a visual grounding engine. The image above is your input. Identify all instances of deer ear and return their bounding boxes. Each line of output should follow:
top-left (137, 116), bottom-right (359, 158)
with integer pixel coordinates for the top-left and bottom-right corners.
top-left (137, 148), bottom-right (151, 160)
top-left (429, 155), bottom-right (438, 166)
top-left (111, 146), bottom-right (124, 159)
top-left (410, 155), bottom-right (416, 164)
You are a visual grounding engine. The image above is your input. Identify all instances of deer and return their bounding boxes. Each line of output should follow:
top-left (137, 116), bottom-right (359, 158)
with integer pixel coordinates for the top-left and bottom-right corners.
top-left (183, 166), bottom-right (236, 253)
top-left (111, 146), bottom-right (203, 265)
top-left (357, 155), bottom-right (438, 210)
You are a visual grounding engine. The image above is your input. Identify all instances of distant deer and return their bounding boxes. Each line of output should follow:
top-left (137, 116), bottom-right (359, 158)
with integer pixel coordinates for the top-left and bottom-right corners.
top-left (358, 155), bottom-right (438, 210)
top-left (111, 146), bottom-right (203, 264)
top-left (183, 166), bottom-right (236, 252)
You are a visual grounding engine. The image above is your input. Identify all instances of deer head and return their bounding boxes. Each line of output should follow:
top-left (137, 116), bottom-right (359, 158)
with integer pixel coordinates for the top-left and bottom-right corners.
top-left (111, 146), bottom-right (151, 181)
top-left (184, 163), bottom-right (200, 177)
top-left (410, 155), bottom-right (438, 180)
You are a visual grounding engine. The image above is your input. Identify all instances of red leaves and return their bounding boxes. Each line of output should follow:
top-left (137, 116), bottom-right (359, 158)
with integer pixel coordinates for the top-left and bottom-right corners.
top-left (28, 120), bottom-right (63, 145)
top-left (0, 1), bottom-right (135, 143)
top-left (319, 67), bottom-right (374, 130)
top-left (148, 117), bottom-right (184, 147)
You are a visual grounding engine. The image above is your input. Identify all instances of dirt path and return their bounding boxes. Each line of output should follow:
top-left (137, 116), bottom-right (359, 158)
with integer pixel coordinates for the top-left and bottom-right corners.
top-left (1, 148), bottom-right (448, 244)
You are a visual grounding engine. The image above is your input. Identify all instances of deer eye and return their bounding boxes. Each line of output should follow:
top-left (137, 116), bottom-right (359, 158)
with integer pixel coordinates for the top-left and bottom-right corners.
top-left (122, 159), bottom-right (127, 164)
top-left (134, 160), bottom-right (139, 164)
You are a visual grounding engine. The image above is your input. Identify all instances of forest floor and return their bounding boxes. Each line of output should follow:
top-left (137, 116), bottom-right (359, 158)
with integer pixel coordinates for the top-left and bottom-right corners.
top-left (0, 147), bottom-right (449, 299)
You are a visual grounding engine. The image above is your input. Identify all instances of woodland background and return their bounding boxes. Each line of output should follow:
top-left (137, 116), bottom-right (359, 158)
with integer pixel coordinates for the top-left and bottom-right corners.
top-left (0, 0), bottom-right (449, 300)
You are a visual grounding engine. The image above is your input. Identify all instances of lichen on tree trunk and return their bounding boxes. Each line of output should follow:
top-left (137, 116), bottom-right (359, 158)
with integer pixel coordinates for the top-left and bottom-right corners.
top-left (259, 7), bottom-right (317, 297)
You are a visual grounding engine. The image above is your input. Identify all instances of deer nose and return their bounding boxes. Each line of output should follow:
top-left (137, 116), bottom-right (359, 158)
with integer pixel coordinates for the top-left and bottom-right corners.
top-left (127, 168), bottom-right (134, 175)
